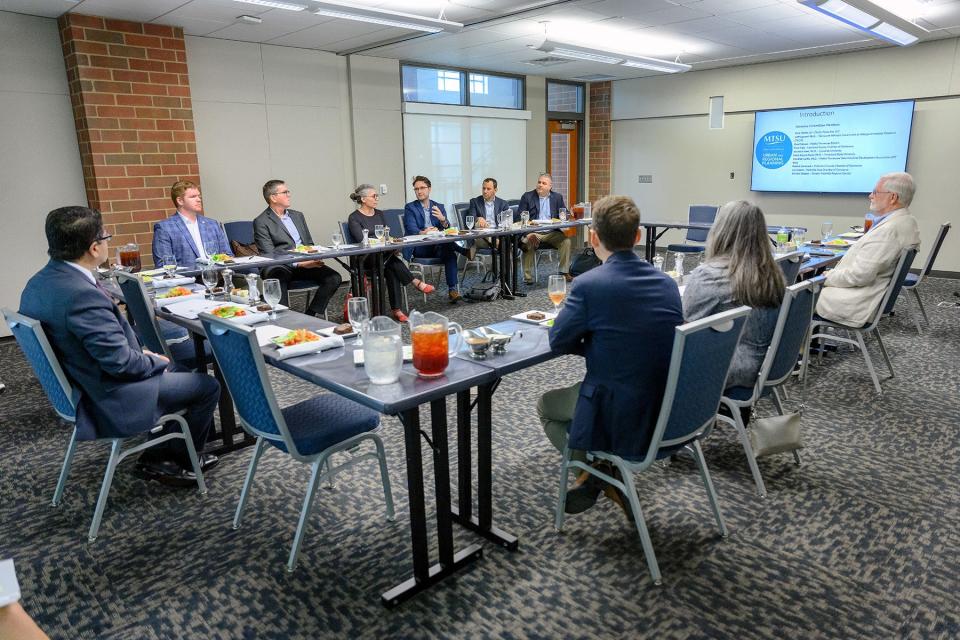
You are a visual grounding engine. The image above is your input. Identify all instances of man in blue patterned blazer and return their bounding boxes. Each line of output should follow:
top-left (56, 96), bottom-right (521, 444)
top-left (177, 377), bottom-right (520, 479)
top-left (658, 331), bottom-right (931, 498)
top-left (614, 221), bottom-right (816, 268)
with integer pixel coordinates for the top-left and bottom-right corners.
top-left (152, 180), bottom-right (232, 268)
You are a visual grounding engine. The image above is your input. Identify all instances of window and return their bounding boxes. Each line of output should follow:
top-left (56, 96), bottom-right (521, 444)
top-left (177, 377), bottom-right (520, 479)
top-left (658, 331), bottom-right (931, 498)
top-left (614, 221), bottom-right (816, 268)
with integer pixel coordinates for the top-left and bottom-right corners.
top-left (547, 82), bottom-right (584, 113)
top-left (402, 64), bottom-right (524, 109)
top-left (402, 66), bottom-right (463, 105)
top-left (468, 73), bottom-right (523, 109)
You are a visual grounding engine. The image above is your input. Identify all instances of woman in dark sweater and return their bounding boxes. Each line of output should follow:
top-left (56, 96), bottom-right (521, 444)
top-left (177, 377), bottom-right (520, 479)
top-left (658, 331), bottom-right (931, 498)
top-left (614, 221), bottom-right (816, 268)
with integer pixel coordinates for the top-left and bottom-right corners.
top-left (347, 184), bottom-right (433, 322)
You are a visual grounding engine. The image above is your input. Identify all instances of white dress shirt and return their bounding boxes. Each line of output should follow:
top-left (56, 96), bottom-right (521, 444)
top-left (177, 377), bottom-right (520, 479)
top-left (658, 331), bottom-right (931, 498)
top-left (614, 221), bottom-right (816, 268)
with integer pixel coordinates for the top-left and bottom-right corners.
top-left (178, 212), bottom-right (206, 257)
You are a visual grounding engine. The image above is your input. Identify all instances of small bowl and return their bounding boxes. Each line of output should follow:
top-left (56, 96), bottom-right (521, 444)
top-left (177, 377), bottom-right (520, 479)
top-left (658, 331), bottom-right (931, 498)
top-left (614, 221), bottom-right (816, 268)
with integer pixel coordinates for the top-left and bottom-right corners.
top-left (478, 326), bottom-right (514, 354)
top-left (464, 329), bottom-right (492, 360)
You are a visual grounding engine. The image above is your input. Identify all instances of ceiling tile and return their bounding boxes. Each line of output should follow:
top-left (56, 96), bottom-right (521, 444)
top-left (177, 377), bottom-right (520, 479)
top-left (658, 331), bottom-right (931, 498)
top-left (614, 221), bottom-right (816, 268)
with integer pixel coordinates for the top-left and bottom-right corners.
top-left (0, 0), bottom-right (76, 18)
top-left (724, 2), bottom-right (808, 27)
top-left (266, 20), bottom-right (400, 49)
top-left (69, 0), bottom-right (185, 22)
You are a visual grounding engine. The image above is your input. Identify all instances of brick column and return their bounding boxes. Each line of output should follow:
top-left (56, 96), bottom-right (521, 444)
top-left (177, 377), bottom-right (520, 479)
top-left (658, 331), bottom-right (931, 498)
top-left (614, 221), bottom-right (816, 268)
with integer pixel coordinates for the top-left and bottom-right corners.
top-left (58, 14), bottom-right (198, 266)
top-left (587, 81), bottom-right (611, 200)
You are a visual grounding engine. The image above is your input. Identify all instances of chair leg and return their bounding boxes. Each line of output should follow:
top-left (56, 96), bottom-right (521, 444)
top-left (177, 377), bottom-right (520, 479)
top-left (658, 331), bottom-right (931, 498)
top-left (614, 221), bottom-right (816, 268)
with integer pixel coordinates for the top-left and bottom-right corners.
top-left (176, 416), bottom-right (207, 496)
top-left (321, 457), bottom-right (335, 490)
top-left (613, 459), bottom-right (662, 585)
top-left (233, 437), bottom-right (266, 530)
top-left (371, 435), bottom-right (395, 522)
top-left (912, 288), bottom-right (929, 327)
top-left (723, 400), bottom-right (767, 497)
top-left (792, 450), bottom-right (802, 466)
top-left (689, 440), bottom-right (728, 537)
top-left (770, 388), bottom-right (786, 415)
top-left (854, 331), bottom-right (883, 395)
top-left (52, 426), bottom-right (79, 507)
top-left (88, 439), bottom-right (122, 543)
top-left (554, 447), bottom-right (573, 532)
top-left (874, 329), bottom-right (894, 379)
top-left (287, 457), bottom-right (325, 572)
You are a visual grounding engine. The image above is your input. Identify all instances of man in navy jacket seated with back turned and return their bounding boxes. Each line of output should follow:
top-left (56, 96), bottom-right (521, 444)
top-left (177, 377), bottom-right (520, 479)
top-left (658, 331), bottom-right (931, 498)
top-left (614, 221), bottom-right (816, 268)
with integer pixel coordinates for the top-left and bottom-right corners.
top-left (20, 206), bottom-right (220, 486)
top-left (537, 195), bottom-right (683, 517)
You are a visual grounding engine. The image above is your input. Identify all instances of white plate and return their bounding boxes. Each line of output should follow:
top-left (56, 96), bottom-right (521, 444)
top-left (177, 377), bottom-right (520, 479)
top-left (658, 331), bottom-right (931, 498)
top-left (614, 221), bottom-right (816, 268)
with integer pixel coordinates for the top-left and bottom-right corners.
top-left (511, 310), bottom-right (558, 324)
top-left (318, 325), bottom-right (358, 339)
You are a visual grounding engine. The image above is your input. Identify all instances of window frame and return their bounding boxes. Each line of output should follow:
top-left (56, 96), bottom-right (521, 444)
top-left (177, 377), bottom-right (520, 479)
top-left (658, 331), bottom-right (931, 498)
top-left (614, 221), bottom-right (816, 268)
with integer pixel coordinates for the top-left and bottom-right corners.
top-left (400, 62), bottom-right (526, 111)
top-left (546, 79), bottom-right (586, 121)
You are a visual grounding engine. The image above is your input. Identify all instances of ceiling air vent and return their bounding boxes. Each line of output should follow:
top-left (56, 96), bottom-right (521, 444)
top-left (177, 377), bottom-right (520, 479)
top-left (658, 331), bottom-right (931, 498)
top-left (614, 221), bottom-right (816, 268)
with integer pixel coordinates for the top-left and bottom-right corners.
top-left (524, 57), bottom-right (570, 67)
top-left (571, 73), bottom-right (618, 81)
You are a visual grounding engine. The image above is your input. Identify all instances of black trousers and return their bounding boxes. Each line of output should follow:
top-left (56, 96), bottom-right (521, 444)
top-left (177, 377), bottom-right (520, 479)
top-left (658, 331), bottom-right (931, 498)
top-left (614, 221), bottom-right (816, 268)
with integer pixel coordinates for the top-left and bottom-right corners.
top-left (265, 264), bottom-right (342, 316)
top-left (141, 371), bottom-right (219, 467)
top-left (361, 254), bottom-right (414, 310)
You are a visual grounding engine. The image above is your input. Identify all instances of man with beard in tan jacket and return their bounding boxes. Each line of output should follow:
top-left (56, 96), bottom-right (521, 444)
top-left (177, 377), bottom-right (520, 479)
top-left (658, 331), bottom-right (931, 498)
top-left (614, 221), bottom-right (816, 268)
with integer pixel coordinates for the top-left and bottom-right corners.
top-left (816, 172), bottom-right (920, 326)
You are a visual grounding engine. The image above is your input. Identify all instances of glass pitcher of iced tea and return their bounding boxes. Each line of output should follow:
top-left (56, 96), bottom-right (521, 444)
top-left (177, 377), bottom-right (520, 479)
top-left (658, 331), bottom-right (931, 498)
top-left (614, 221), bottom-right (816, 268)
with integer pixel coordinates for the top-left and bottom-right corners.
top-left (408, 310), bottom-right (463, 378)
top-left (117, 243), bottom-right (141, 273)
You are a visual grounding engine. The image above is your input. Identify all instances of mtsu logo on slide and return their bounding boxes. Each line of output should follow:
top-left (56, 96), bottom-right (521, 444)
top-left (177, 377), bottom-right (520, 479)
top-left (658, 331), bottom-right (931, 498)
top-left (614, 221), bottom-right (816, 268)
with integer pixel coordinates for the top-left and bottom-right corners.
top-left (755, 131), bottom-right (792, 169)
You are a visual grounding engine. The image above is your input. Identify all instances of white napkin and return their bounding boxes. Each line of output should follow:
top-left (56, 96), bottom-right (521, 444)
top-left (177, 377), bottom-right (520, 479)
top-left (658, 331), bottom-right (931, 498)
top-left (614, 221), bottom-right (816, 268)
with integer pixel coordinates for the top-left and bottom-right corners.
top-left (275, 334), bottom-right (344, 360)
top-left (0, 558), bottom-right (22, 607)
top-left (155, 292), bottom-right (206, 310)
top-left (230, 255), bottom-right (271, 263)
top-left (151, 276), bottom-right (195, 288)
top-left (221, 310), bottom-right (269, 326)
top-left (159, 298), bottom-right (220, 318)
top-left (255, 324), bottom-right (291, 346)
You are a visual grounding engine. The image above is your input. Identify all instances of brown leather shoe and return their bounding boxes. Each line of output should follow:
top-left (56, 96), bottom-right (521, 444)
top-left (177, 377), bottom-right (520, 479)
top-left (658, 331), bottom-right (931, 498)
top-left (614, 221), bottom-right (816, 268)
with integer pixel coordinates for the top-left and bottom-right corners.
top-left (564, 469), bottom-right (604, 514)
top-left (562, 273), bottom-right (573, 283)
top-left (449, 290), bottom-right (462, 303)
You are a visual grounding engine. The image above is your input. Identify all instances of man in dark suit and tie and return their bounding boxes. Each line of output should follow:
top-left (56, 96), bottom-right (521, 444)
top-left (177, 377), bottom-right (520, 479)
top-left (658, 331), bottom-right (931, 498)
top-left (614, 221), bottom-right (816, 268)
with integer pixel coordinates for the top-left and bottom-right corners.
top-left (538, 195), bottom-right (682, 515)
top-left (467, 177), bottom-right (509, 252)
top-left (403, 175), bottom-right (474, 303)
top-left (20, 206), bottom-right (220, 486)
top-left (517, 173), bottom-right (572, 284)
top-left (253, 180), bottom-right (342, 318)
top-left (152, 180), bottom-right (233, 268)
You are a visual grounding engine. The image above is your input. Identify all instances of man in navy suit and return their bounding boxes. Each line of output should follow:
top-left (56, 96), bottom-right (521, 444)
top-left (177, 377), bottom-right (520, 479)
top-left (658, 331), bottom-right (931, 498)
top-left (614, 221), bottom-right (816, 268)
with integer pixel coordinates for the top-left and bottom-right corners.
top-left (152, 180), bottom-right (232, 268)
top-left (466, 177), bottom-right (509, 252)
top-left (538, 195), bottom-right (682, 515)
top-left (517, 173), bottom-right (572, 284)
top-left (403, 175), bottom-right (474, 303)
top-left (20, 206), bottom-right (220, 486)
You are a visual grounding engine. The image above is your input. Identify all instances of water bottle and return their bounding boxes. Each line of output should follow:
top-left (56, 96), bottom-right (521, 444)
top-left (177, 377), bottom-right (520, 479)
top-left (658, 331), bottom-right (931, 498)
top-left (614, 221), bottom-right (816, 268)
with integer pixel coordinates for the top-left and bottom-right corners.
top-left (776, 227), bottom-right (789, 252)
top-left (653, 255), bottom-right (664, 271)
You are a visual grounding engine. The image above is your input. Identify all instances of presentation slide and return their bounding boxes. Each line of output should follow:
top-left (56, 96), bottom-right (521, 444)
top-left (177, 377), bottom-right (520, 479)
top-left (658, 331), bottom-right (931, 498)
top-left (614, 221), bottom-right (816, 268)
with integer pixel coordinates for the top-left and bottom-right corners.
top-left (751, 100), bottom-right (914, 193)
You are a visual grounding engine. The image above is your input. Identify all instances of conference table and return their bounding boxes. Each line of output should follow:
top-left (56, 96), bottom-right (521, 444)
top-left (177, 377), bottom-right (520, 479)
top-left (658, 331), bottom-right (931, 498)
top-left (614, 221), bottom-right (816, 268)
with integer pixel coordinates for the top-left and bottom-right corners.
top-left (136, 293), bottom-right (562, 607)
top-left (640, 221), bottom-right (810, 262)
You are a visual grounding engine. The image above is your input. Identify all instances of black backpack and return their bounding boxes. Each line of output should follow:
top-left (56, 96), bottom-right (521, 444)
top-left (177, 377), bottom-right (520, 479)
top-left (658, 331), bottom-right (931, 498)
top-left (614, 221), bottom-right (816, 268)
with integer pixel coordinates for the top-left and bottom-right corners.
top-left (569, 247), bottom-right (601, 277)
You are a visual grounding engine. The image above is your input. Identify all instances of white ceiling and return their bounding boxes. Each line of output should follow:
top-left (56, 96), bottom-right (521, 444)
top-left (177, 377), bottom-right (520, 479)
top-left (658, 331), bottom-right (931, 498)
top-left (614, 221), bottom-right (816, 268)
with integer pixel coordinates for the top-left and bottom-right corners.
top-left (3, 0), bottom-right (960, 80)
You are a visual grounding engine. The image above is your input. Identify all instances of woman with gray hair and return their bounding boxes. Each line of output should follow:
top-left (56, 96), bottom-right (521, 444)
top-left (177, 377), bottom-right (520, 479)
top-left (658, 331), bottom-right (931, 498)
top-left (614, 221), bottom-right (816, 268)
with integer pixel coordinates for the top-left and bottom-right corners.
top-left (682, 200), bottom-right (785, 397)
top-left (347, 184), bottom-right (434, 322)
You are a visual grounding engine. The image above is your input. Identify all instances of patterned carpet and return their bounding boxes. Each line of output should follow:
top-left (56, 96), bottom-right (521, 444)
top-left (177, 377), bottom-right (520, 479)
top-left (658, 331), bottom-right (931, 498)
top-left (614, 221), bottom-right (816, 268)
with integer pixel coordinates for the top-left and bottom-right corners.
top-left (1, 266), bottom-right (958, 639)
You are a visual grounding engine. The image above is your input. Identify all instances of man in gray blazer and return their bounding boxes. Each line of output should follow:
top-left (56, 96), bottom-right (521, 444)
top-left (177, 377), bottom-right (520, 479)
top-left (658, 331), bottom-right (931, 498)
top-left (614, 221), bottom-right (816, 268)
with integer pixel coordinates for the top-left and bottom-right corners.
top-left (253, 180), bottom-right (342, 317)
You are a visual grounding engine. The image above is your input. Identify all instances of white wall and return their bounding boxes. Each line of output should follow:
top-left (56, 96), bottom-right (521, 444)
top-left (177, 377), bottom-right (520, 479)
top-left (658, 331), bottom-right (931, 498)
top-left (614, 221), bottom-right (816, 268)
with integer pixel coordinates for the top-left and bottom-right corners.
top-left (187, 37), bottom-right (357, 249)
top-left (611, 38), bottom-right (960, 273)
top-left (0, 11), bottom-right (86, 336)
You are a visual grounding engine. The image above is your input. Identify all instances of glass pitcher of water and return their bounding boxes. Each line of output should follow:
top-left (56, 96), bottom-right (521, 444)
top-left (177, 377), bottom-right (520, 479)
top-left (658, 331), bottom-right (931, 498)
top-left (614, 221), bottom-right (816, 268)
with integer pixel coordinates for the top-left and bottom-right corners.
top-left (363, 315), bottom-right (403, 384)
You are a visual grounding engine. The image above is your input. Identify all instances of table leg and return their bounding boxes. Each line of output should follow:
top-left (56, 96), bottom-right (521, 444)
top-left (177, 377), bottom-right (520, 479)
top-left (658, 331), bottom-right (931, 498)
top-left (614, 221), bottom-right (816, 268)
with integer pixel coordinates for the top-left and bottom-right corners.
top-left (450, 382), bottom-right (518, 551)
top-left (193, 333), bottom-right (254, 456)
top-left (382, 405), bottom-right (482, 608)
top-left (510, 234), bottom-right (526, 298)
top-left (371, 252), bottom-right (385, 316)
top-left (456, 390), bottom-right (472, 521)
top-left (497, 233), bottom-right (514, 300)
top-left (645, 225), bottom-right (656, 262)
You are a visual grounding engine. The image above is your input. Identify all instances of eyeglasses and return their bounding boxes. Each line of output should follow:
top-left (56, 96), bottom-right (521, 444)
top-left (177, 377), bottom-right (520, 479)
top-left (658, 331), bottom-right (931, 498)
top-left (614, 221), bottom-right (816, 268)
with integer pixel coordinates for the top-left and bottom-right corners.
top-left (364, 193), bottom-right (380, 199)
top-left (870, 190), bottom-right (893, 196)
top-left (95, 233), bottom-right (112, 243)
top-left (274, 190), bottom-right (292, 197)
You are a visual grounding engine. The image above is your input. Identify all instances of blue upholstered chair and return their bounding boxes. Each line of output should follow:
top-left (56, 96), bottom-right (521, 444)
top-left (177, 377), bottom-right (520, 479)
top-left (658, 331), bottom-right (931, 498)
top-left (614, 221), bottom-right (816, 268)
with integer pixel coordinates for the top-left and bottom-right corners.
top-left (555, 306), bottom-right (751, 585)
top-left (453, 201), bottom-right (489, 283)
top-left (2, 308), bottom-right (206, 542)
top-left (805, 247), bottom-right (917, 395)
top-left (384, 207), bottom-right (444, 296)
top-left (718, 276), bottom-right (825, 497)
top-left (664, 205), bottom-right (717, 273)
top-left (115, 271), bottom-right (207, 368)
top-left (901, 222), bottom-right (950, 334)
top-left (223, 220), bottom-right (255, 246)
top-left (777, 250), bottom-right (804, 285)
top-left (199, 313), bottom-right (394, 572)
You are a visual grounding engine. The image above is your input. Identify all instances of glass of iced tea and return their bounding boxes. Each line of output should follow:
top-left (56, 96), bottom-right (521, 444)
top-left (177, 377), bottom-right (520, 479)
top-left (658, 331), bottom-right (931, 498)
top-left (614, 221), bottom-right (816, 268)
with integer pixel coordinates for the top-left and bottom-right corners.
top-left (117, 243), bottom-right (141, 273)
top-left (408, 310), bottom-right (463, 378)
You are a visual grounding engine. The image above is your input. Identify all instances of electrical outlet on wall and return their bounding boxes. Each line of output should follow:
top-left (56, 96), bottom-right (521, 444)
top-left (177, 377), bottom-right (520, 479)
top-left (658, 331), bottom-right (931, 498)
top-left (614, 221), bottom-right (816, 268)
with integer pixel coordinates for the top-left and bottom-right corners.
top-left (638, 175), bottom-right (653, 184)
top-left (380, 184), bottom-right (388, 195)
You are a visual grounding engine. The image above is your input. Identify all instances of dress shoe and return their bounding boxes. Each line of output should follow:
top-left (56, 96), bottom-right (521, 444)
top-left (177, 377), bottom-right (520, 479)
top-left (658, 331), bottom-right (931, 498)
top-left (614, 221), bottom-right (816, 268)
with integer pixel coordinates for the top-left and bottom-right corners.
top-left (135, 459), bottom-right (200, 488)
top-left (564, 470), bottom-right (604, 514)
top-left (449, 290), bottom-right (462, 303)
top-left (562, 273), bottom-right (573, 283)
top-left (391, 308), bottom-right (409, 323)
top-left (415, 281), bottom-right (435, 294)
top-left (198, 452), bottom-right (219, 472)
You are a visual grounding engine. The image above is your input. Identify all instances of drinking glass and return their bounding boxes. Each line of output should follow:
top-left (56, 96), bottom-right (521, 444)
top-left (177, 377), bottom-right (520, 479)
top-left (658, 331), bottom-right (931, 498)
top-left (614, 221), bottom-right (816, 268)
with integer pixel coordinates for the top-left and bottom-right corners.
top-left (465, 215), bottom-right (475, 230)
top-left (204, 243), bottom-right (217, 260)
top-left (117, 243), bottom-right (141, 273)
top-left (263, 278), bottom-right (282, 321)
top-left (794, 228), bottom-right (806, 247)
top-left (558, 208), bottom-right (568, 222)
top-left (820, 221), bottom-right (833, 242)
top-left (374, 224), bottom-right (385, 242)
top-left (201, 266), bottom-right (218, 299)
top-left (162, 255), bottom-right (177, 278)
top-left (347, 296), bottom-right (369, 347)
top-left (497, 211), bottom-right (506, 229)
top-left (332, 232), bottom-right (343, 249)
top-left (520, 211), bottom-right (530, 227)
top-left (548, 274), bottom-right (566, 313)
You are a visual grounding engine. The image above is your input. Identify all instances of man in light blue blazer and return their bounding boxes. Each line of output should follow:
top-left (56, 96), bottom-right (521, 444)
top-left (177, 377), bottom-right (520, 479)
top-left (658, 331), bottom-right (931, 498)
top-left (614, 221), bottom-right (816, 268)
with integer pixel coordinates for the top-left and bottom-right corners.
top-left (403, 175), bottom-right (473, 303)
top-left (539, 195), bottom-right (682, 516)
top-left (152, 180), bottom-right (232, 268)
top-left (21, 206), bottom-right (220, 486)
